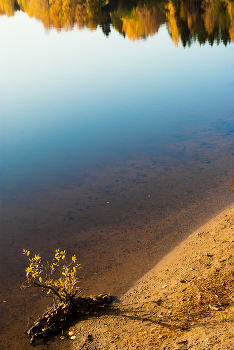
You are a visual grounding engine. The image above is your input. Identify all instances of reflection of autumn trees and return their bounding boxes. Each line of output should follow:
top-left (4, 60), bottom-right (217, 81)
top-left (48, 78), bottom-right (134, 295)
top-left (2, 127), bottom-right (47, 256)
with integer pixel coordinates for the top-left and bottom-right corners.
top-left (1, 0), bottom-right (234, 46)
top-left (117, 0), bottom-right (234, 45)
top-left (15, 0), bottom-right (105, 30)
top-left (227, 0), bottom-right (234, 42)
top-left (75, 0), bottom-right (105, 30)
top-left (0, 0), bottom-right (19, 16)
top-left (112, 3), bottom-right (166, 40)
top-left (165, 0), bottom-right (233, 46)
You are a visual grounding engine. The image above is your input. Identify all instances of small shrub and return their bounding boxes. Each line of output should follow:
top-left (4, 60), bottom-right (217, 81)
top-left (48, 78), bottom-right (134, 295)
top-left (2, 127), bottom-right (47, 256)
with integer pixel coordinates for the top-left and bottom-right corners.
top-left (22, 249), bottom-right (112, 345)
top-left (22, 249), bottom-right (82, 304)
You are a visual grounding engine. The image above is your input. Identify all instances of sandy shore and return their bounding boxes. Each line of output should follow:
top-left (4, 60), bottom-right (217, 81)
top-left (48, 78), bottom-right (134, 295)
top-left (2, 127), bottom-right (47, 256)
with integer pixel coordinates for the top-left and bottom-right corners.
top-left (70, 204), bottom-right (234, 349)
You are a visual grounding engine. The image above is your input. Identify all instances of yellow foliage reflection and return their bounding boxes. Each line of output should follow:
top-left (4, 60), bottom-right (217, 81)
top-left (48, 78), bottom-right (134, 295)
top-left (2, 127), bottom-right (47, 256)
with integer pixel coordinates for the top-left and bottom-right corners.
top-left (203, 1), bottom-right (216, 35)
top-left (0, 0), bottom-right (16, 16)
top-left (166, 1), bottom-right (179, 47)
top-left (120, 6), bottom-right (165, 41)
top-left (227, 0), bottom-right (234, 43)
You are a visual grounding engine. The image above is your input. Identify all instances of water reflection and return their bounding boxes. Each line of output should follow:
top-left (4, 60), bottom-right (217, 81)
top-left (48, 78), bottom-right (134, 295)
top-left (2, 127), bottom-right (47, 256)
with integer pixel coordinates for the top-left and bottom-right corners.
top-left (1, 0), bottom-right (234, 46)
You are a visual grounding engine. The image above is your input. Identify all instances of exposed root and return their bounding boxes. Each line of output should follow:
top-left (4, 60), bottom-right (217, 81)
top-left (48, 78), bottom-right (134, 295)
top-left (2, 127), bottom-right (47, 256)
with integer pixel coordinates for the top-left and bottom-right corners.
top-left (25, 294), bottom-right (112, 345)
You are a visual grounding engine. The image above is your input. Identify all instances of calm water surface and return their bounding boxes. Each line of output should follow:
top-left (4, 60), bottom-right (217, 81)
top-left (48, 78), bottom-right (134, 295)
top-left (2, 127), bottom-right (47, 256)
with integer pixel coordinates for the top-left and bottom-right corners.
top-left (1, 0), bottom-right (234, 348)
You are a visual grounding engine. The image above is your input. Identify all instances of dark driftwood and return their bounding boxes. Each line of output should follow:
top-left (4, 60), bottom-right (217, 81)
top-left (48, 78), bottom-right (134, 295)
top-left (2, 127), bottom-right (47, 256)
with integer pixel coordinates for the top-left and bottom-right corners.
top-left (25, 294), bottom-right (112, 345)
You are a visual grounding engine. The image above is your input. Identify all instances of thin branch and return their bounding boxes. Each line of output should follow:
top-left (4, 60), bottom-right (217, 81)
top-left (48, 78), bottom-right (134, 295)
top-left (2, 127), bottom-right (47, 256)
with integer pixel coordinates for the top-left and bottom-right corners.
top-left (27, 279), bottom-right (63, 302)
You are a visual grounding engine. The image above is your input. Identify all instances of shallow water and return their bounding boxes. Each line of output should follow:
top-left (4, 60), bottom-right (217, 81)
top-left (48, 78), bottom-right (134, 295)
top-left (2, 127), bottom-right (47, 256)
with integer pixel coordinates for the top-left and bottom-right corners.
top-left (1, 0), bottom-right (234, 348)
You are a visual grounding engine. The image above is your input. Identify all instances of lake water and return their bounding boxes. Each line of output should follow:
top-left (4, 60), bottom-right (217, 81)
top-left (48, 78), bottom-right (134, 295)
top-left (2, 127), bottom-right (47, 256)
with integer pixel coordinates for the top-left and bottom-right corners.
top-left (1, 0), bottom-right (234, 348)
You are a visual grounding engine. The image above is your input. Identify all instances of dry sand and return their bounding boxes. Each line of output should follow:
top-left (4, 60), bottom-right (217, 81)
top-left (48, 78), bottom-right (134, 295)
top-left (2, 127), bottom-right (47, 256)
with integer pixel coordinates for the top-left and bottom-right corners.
top-left (68, 204), bottom-right (234, 350)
